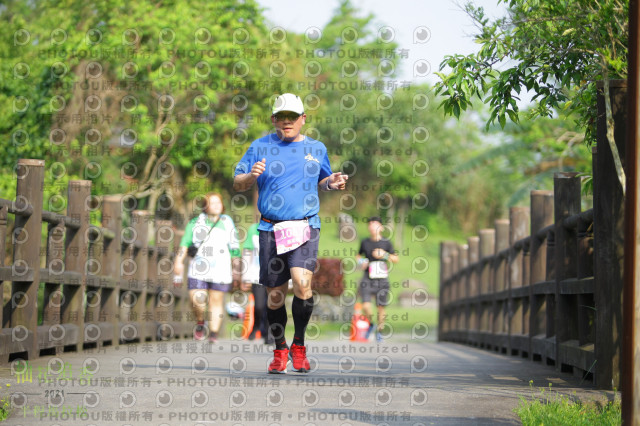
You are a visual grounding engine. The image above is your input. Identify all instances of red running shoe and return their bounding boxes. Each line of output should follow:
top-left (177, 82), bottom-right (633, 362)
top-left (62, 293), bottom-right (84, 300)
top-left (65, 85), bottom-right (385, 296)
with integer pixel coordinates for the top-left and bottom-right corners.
top-left (193, 324), bottom-right (206, 341)
top-left (268, 348), bottom-right (289, 374)
top-left (289, 344), bottom-right (310, 373)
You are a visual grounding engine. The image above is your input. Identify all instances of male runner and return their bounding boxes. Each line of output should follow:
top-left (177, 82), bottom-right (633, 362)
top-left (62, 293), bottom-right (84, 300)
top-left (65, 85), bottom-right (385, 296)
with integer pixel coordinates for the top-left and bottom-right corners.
top-left (233, 93), bottom-right (348, 373)
top-left (356, 216), bottom-right (399, 342)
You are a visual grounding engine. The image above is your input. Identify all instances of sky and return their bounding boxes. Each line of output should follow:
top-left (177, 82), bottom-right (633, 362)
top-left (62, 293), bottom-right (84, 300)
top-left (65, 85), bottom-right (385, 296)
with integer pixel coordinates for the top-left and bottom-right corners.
top-left (255, 0), bottom-right (507, 85)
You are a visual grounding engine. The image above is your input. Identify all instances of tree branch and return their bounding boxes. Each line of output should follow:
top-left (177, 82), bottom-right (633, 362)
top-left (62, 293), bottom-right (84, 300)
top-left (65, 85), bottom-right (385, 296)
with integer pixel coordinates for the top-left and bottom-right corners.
top-left (602, 73), bottom-right (626, 195)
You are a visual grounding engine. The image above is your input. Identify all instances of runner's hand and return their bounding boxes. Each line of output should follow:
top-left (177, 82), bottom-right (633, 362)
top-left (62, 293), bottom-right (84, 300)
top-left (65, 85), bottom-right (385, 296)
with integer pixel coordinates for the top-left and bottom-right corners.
top-left (358, 257), bottom-right (369, 270)
top-left (251, 158), bottom-right (266, 178)
top-left (328, 172), bottom-right (348, 190)
top-left (173, 274), bottom-right (183, 288)
top-left (372, 248), bottom-right (386, 259)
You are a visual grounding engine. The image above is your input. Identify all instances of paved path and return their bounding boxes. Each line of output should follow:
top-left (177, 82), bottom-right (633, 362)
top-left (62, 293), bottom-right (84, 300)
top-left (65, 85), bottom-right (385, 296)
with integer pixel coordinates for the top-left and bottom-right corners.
top-left (0, 337), bottom-right (613, 425)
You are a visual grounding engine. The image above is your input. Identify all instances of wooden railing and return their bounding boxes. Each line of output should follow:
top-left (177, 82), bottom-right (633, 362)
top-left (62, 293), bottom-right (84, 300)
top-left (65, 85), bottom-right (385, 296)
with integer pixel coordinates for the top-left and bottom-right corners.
top-left (439, 81), bottom-right (627, 391)
top-left (1, 159), bottom-right (346, 365)
top-left (439, 172), bottom-right (594, 371)
top-left (0, 159), bottom-right (191, 364)
top-left (439, 168), bottom-right (622, 390)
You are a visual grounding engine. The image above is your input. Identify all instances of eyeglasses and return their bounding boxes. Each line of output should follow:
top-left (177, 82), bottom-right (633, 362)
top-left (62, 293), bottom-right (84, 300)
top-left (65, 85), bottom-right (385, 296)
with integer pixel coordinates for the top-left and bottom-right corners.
top-left (273, 112), bottom-right (301, 122)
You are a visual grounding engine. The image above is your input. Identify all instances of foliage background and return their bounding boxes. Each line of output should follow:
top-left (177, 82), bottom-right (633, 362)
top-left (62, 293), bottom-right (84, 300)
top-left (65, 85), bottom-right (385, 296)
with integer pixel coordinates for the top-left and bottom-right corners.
top-left (0, 0), bottom-right (595, 295)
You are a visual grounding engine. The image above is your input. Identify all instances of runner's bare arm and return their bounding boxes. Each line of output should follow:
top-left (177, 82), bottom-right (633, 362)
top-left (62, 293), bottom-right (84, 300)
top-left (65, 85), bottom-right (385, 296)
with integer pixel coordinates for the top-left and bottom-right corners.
top-left (233, 158), bottom-right (266, 192)
top-left (173, 246), bottom-right (187, 280)
top-left (356, 254), bottom-right (369, 270)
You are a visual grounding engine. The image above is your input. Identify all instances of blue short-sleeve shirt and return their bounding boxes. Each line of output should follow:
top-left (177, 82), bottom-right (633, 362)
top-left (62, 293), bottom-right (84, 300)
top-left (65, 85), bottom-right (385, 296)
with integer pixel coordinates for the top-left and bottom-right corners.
top-left (234, 134), bottom-right (332, 231)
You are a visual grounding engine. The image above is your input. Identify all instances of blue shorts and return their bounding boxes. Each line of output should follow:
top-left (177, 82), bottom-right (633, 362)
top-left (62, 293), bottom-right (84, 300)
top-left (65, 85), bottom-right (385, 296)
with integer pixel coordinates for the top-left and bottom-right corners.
top-left (188, 278), bottom-right (232, 292)
top-left (259, 228), bottom-right (320, 288)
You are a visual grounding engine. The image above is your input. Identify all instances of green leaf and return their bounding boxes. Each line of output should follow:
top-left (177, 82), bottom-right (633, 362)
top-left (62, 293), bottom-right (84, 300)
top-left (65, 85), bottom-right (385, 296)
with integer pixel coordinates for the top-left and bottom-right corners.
top-left (453, 102), bottom-right (461, 118)
top-left (498, 113), bottom-right (506, 128)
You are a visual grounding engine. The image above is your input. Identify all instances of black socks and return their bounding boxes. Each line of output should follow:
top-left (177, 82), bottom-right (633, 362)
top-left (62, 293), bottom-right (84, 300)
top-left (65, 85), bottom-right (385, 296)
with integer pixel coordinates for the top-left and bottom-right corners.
top-left (267, 296), bottom-right (315, 349)
top-left (292, 295), bottom-right (315, 346)
top-left (267, 305), bottom-right (288, 350)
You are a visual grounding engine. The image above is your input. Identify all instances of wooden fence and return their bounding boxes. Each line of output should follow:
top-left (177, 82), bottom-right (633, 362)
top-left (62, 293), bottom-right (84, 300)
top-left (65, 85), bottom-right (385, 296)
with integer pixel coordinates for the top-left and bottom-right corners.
top-left (0, 159), bottom-right (346, 365)
top-left (439, 173), bottom-right (597, 376)
top-left (439, 81), bottom-right (627, 390)
top-left (0, 159), bottom-right (192, 364)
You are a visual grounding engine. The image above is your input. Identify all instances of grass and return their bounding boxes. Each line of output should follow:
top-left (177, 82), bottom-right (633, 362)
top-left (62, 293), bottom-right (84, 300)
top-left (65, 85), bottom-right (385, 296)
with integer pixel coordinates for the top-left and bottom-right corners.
top-left (515, 382), bottom-right (621, 426)
top-left (318, 213), bottom-right (439, 298)
top-left (221, 208), bottom-right (458, 341)
top-left (223, 304), bottom-right (438, 343)
top-left (306, 304), bottom-right (438, 336)
top-left (310, 211), bottom-right (450, 340)
top-left (313, 210), bottom-right (456, 299)
top-left (0, 383), bottom-right (10, 422)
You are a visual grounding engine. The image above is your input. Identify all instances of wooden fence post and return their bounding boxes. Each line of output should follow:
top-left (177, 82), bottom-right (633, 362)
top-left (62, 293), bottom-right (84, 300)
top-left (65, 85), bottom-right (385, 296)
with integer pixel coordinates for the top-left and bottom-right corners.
top-left (479, 230), bottom-right (495, 296)
top-left (438, 241), bottom-right (456, 340)
top-left (11, 159), bottom-right (45, 360)
top-left (595, 80), bottom-right (627, 389)
top-left (0, 205), bottom-right (7, 329)
top-left (146, 218), bottom-right (158, 341)
top-left (529, 190), bottom-right (554, 363)
top-left (63, 180), bottom-right (91, 353)
top-left (494, 220), bottom-right (510, 294)
top-left (132, 210), bottom-right (151, 342)
top-left (623, 0), bottom-right (640, 419)
top-left (492, 219), bottom-right (510, 352)
top-left (478, 229), bottom-right (495, 347)
top-left (468, 236), bottom-right (480, 336)
top-left (509, 208), bottom-right (530, 288)
top-left (101, 196), bottom-right (122, 346)
top-left (120, 220), bottom-right (136, 341)
top-left (85, 221), bottom-right (103, 348)
top-left (43, 219), bottom-right (65, 355)
top-left (458, 243), bottom-right (469, 336)
top-left (508, 207), bottom-right (530, 356)
top-left (450, 247), bottom-right (459, 309)
top-left (173, 229), bottom-right (189, 339)
top-left (554, 172), bottom-right (581, 373)
top-left (155, 220), bottom-right (173, 340)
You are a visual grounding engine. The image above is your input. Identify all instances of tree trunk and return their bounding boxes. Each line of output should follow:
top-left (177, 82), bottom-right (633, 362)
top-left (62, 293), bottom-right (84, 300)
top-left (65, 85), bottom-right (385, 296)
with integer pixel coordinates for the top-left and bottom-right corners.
top-left (394, 199), bottom-right (407, 248)
top-left (386, 202), bottom-right (396, 237)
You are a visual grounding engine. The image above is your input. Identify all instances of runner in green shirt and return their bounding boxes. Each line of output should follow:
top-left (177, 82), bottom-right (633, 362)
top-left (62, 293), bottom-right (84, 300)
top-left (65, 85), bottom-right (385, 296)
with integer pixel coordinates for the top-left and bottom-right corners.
top-left (174, 193), bottom-right (240, 343)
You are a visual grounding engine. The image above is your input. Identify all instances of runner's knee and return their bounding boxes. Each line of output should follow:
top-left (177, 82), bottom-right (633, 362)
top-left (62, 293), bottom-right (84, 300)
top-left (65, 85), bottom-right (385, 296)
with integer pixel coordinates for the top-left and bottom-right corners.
top-left (266, 286), bottom-right (287, 309)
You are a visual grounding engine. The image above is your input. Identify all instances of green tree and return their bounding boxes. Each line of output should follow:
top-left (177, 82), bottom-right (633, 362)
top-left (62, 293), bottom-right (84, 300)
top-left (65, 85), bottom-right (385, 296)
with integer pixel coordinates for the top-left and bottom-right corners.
top-left (0, 0), bottom-right (271, 223)
top-left (434, 0), bottom-right (628, 191)
top-left (2, 0), bottom-right (532, 237)
top-left (455, 110), bottom-right (592, 206)
top-left (1, 0), bottom-right (406, 222)
top-left (247, 0), bottom-right (407, 222)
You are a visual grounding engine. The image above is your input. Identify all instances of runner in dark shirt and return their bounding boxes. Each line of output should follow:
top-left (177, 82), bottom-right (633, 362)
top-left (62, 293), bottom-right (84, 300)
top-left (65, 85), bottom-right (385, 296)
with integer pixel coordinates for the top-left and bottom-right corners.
top-left (356, 216), bottom-right (399, 342)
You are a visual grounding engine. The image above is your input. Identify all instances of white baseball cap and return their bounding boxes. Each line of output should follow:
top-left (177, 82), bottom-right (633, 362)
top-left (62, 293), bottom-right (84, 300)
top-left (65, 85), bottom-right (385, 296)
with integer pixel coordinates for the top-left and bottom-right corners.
top-left (272, 93), bottom-right (304, 115)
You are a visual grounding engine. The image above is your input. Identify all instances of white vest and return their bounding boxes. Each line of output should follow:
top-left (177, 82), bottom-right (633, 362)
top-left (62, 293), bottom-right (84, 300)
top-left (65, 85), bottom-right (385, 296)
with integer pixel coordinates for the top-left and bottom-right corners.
top-left (187, 214), bottom-right (239, 284)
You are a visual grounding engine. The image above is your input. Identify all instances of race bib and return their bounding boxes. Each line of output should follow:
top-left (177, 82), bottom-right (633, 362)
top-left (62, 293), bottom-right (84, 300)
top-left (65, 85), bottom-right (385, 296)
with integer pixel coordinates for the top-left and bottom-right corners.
top-left (368, 261), bottom-right (389, 279)
top-left (274, 220), bottom-right (311, 255)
